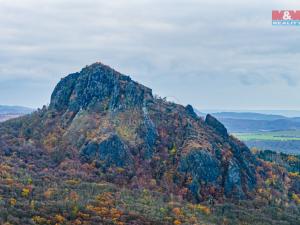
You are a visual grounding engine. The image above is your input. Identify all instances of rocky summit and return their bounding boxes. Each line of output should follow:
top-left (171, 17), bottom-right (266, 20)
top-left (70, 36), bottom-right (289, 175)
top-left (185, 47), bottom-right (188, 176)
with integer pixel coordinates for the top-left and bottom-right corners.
top-left (48, 62), bottom-right (256, 199)
top-left (0, 63), bottom-right (299, 225)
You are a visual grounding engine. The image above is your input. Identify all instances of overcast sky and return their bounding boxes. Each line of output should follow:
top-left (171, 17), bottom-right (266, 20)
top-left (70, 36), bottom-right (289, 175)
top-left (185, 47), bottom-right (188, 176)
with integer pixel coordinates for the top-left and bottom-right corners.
top-left (0, 0), bottom-right (300, 110)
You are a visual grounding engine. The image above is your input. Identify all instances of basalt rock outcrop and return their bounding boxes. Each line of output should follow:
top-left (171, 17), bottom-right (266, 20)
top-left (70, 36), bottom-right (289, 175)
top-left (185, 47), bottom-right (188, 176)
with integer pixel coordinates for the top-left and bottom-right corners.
top-left (50, 64), bottom-right (152, 112)
top-left (0, 62), bottom-right (259, 202)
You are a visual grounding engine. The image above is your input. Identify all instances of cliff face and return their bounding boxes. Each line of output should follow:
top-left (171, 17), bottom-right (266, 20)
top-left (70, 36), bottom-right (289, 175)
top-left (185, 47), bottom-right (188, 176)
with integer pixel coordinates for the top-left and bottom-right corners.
top-left (0, 62), bottom-right (258, 201)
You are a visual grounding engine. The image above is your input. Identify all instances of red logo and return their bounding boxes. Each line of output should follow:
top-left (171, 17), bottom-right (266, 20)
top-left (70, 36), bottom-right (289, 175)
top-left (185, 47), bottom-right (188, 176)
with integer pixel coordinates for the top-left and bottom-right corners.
top-left (272, 10), bottom-right (300, 20)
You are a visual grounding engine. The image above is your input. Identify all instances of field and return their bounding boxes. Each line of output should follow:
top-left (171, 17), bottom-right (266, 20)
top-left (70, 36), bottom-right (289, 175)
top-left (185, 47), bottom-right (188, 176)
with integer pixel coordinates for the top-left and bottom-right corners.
top-left (233, 130), bottom-right (300, 154)
top-left (233, 130), bottom-right (300, 141)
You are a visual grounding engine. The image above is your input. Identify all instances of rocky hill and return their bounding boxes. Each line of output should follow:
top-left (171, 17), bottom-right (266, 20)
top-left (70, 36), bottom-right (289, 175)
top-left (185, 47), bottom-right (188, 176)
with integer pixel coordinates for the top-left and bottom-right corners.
top-left (0, 105), bottom-right (33, 115)
top-left (0, 63), bottom-right (299, 225)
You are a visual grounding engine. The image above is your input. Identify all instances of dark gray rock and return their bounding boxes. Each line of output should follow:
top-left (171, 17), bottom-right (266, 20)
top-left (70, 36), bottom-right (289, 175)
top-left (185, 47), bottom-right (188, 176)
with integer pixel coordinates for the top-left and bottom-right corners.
top-left (179, 149), bottom-right (221, 183)
top-left (224, 159), bottom-right (244, 198)
top-left (50, 72), bottom-right (80, 111)
top-left (188, 179), bottom-right (201, 202)
top-left (50, 63), bottom-right (153, 112)
top-left (185, 104), bottom-right (198, 120)
top-left (80, 135), bottom-right (133, 168)
top-left (140, 106), bottom-right (158, 159)
top-left (80, 142), bottom-right (99, 161)
top-left (205, 114), bottom-right (228, 138)
top-left (98, 135), bottom-right (133, 168)
top-left (179, 149), bottom-right (221, 201)
top-left (3, 147), bottom-right (13, 156)
top-left (229, 139), bottom-right (257, 192)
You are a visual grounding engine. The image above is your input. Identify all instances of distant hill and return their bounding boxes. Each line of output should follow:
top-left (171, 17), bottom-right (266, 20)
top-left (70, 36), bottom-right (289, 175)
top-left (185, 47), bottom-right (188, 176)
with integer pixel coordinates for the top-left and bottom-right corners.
top-left (0, 105), bottom-right (34, 114)
top-left (0, 105), bottom-right (34, 122)
top-left (202, 112), bottom-right (286, 121)
top-left (199, 109), bottom-right (300, 118)
top-left (196, 110), bottom-right (300, 154)
top-left (196, 110), bottom-right (300, 133)
top-left (217, 118), bottom-right (300, 133)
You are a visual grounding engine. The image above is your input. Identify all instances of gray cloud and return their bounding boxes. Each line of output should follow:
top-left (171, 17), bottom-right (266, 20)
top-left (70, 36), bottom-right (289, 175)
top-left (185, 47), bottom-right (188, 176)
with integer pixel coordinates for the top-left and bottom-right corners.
top-left (280, 73), bottom-right (298, 87)
top-left (0, 0), bottom-right (300, 109)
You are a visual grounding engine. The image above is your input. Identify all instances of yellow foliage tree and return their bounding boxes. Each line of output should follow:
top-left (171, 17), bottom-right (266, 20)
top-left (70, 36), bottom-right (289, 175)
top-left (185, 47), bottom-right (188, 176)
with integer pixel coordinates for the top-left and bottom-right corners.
top-left (32, 216), bottom-right (48, 224)
top-left (292, 193), bottom-right (300, 204)
top-left (22, 188), bottom-right (30, 198)
top-left (54, 214), bottom-right (65, 223)
top-left (10, 198), bottom-right (17, 206)
top-left (173, 219), bottom-right (182, 225)
top-left (195, 204), bottom-right (211, 215)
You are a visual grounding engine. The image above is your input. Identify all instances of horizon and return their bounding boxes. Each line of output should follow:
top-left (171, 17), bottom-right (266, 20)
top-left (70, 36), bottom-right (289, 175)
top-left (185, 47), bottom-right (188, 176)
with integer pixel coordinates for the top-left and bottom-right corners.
top-left (3, 102), bottom-right (300, 118)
